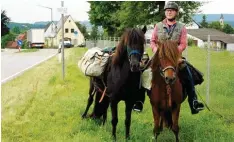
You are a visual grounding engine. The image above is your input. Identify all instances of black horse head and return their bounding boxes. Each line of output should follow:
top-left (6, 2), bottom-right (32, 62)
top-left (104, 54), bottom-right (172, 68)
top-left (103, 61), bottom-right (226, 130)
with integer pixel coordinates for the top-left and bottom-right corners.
top-left (113, 26), bottom-right (147, 72)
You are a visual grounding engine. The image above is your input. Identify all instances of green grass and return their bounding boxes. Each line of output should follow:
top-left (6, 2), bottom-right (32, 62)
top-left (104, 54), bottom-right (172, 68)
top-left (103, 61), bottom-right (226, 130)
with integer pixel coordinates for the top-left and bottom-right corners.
top-left (1, 47), bottom-right (234, 142)
top-left (18, 49), bottom-right (39, 53)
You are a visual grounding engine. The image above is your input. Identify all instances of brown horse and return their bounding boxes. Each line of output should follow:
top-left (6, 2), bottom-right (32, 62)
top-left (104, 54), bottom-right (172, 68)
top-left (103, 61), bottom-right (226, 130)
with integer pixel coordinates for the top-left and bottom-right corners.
top-left (150, 40), bottom-right (187, 142)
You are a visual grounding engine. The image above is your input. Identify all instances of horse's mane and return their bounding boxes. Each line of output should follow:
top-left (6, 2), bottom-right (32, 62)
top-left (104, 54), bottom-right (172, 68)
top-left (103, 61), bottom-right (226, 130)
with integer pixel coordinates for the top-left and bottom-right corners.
top-left (151, 40), bottom-right (181, 72)
top-left (112, 28), bottom-right (145, 66)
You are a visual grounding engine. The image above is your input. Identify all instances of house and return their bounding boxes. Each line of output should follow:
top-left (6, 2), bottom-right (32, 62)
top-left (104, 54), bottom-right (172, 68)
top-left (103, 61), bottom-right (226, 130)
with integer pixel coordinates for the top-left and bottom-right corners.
top-left (44, 15), bottom-right (85, 47)
top-left (187, 28), bottom-right (234, 51)
top-left (44, 22), bottom-right (56, 38)
top-left (185, 20), bottom-right (202, 29)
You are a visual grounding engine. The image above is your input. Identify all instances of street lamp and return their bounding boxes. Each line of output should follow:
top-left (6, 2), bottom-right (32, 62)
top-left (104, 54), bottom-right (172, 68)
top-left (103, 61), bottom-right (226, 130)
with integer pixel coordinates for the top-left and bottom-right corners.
top-left (38, 5), bottom-right (54, 47)
top-left (37, 5), bottom-right (53, 32)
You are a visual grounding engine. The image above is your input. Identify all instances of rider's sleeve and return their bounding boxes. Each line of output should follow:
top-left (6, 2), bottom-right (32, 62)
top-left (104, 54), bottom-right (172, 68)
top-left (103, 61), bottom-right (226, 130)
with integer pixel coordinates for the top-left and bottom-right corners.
top-left (150, 25), bottom-right (158, 53)
top-left (178, 27), bottom-right (187, 53)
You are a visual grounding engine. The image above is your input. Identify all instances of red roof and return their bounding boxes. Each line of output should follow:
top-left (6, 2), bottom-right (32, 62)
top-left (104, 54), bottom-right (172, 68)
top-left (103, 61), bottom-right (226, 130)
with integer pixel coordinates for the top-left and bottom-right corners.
top-left (6, 41), bottom-right (18, 48)
top-left (17, 33), bottom-right (26, 40)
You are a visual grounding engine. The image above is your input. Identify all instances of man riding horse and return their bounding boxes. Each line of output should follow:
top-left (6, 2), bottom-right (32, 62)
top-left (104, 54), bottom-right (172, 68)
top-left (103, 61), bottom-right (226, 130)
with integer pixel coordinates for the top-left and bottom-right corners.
top-left (150, 1), bottom-right (204, 114)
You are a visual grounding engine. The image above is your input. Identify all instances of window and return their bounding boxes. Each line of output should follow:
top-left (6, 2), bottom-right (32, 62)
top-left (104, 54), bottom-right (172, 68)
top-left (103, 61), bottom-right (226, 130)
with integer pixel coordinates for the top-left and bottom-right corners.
top-left (71, 29), bottom-right (74, 33)
top-left (65, 28), bottom-right (69, 33)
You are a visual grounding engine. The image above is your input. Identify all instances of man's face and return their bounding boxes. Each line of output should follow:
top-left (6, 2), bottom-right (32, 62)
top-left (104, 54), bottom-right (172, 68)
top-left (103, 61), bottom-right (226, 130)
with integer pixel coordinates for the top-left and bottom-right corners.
top-left (165, 9), bottom-right (177, 20)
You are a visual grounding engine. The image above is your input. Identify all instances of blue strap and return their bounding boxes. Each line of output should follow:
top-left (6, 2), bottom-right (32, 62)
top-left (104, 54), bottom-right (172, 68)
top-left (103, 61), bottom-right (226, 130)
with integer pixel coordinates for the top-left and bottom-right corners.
top-left (129, 50), bottom-right (141, 56)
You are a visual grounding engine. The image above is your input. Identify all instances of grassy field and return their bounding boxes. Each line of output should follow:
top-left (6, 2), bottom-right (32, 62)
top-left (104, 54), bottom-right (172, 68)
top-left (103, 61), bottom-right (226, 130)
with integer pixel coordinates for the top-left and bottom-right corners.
top-left (20, 49), bottom-right (39, 53)
top-left (1, 47), bottom-right (234, 142)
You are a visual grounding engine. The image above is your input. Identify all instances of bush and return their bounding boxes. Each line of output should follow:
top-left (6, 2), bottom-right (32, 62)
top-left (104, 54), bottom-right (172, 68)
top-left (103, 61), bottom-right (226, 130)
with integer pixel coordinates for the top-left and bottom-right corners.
top-left (1, 33), bottom-right (16, 49)
top-left (188, 37), bottom-right (195, 46)
top-left (21, 40), bottom-right (29, 49)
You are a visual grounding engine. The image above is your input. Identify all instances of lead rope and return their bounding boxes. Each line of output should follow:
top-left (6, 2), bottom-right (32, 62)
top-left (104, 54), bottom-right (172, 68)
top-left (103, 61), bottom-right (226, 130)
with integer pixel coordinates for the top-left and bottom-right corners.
top-left (99, 78), bottom-right (107, 103)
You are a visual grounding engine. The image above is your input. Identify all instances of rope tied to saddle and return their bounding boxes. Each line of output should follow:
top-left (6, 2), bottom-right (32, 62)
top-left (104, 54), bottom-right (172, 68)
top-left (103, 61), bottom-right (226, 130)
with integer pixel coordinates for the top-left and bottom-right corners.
top-left (92, 77), bottom-right (108, 103)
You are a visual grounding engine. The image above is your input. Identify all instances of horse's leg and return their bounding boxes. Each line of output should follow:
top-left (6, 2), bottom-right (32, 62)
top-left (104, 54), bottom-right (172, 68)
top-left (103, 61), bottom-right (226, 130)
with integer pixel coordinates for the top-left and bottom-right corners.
top-left (111, 100), bottom-right (119, 140)
top-left (152, 105), bottom-right (161, 141)
top-left (102, 110), bottom-right (107, 125)
top-left (172, 105), bottom-right (181, 142)
top-left (82, 81), bottom-right (95, 118)
top-left (125, 101), bottom-right (134, 139)
top-left (160, 117), bottom-right (163, 132)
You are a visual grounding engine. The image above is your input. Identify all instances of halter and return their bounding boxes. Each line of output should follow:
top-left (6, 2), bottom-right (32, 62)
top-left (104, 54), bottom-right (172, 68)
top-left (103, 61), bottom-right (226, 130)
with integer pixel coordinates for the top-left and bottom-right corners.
top-left (160, 66), bottom-right (176, 77)
top-left (159, 57), bottom-right (177, 84)
top-left (127, 46), bottom-right (142, 57)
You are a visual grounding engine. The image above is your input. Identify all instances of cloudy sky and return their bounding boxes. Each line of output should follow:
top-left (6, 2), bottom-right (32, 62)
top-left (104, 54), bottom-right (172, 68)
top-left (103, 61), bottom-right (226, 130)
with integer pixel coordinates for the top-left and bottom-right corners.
top-left (1, 0), bottom-right (233, 23)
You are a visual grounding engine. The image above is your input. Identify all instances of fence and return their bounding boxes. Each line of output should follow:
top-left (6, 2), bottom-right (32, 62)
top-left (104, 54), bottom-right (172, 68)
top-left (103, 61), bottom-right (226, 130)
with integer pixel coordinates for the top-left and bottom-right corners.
top-left (85, 37), bottom-right (120, 49)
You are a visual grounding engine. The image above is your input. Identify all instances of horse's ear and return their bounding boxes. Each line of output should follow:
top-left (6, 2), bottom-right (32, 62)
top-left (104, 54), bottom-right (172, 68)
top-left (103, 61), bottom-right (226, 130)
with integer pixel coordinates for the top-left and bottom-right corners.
top-left (142, 25), bottom-right (147, 34)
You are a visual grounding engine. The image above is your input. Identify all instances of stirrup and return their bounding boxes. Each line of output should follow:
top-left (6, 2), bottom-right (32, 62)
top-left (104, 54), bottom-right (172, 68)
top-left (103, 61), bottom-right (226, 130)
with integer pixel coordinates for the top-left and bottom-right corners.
top-left (193, 100), bottom-right (204, 111)
top-left (133, 101), bottom-right (143, 112)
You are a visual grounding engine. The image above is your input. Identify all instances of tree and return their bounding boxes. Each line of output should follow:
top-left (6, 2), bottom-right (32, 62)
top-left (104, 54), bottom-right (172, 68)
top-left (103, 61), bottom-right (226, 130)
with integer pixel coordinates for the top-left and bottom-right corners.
top-left (222, 24), bottom-right (234, 34)
top-left (208, 21), bottom-right (222, 30)
top-left (207, 21), bottom-right (234, 34)
top-left (11, 26), bottom-right (21, 34)
top-left (88, 1), bottom-right (122, 36)
top-left (75, 22), bottom-right (90, 39)
top-left (175, 1), bottom-right (203, 24)
top-left (200, 15), bottom-right (209, 28)
top-left (116, 1), bottom-right (165, 33)
top-left (88, 1), bottom-right (203, 36)
top-left (1, 10), bottom-right (10, 37)
top-left (90, 26), bottom-right (98, 40)
top-left (1, 33), bottom-right (16, 49)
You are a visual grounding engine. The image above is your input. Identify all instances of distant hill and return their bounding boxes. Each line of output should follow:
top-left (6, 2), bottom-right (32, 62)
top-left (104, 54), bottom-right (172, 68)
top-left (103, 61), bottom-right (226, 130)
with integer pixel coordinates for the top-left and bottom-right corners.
top-left (8, 22), bottom-right (47, 29)
top-left (34, 21), bottom-right (50, 25)
top-left (7, 21), bottom-right (60, 30)
top-left (193, 14), bottom-right (234, 27)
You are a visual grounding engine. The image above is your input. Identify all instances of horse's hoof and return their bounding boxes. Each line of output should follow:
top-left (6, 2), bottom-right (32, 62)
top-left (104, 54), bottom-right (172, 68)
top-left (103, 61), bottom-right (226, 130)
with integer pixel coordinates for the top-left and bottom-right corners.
top-left (81, 114), bottom-right (87, 119)
top-left (112, 136), bottom-right (116, 142)
top-left (125, 136), bottom-right (130, 140)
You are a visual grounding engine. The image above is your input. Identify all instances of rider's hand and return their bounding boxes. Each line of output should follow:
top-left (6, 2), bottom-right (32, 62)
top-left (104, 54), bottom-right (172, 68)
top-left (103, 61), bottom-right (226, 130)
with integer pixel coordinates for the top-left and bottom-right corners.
top-left (178, 58), bottom-right (184, 64)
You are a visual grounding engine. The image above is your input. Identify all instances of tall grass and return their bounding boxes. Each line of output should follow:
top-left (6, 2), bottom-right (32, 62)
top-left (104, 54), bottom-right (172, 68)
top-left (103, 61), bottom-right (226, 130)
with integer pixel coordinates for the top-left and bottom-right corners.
top-left (1, 47), bottom-right (234, 142)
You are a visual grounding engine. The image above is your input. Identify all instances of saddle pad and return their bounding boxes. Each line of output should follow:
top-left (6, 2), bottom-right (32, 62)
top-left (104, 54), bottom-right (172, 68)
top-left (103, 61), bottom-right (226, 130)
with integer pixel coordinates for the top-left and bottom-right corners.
top-left (141, 68), bottom-right (152, 90)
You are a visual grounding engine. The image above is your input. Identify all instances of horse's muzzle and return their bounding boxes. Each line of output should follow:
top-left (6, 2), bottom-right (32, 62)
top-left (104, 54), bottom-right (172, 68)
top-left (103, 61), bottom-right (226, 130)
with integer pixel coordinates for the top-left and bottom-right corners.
top-left (130, 63), bottom-right (140, 72)
top-left (165, 76), bottom-right (176, 84)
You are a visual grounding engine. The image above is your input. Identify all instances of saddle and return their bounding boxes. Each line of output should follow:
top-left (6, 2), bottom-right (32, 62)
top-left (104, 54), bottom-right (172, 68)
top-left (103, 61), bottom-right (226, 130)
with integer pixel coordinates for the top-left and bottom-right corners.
top-left (179, 58), bottom-right (204, 86)
top-left (101, 46), bottom-right (116, 55)
top-left (185, 61), bottom-right (204, 85)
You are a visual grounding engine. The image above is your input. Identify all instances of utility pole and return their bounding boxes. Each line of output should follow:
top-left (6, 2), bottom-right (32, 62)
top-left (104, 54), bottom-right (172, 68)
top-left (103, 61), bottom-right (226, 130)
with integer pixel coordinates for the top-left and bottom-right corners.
top-left (206, 35), bottom-right (210, 105)
top-left (61, 1), bottom-right (65, 80)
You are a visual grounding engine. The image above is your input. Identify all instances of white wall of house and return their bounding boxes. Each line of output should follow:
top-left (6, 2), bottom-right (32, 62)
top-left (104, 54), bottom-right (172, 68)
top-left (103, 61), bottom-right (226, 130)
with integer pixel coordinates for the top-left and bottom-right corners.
top-left (44, 23), bottom-right (56, 38)
top-left (186, 22), bottom-right (199, 29)
top-left (145, 29), bottom-right (153, 40)
top-left (187, 34), bottom-right (204, 47)
top-left (227, 43), bottom-right (234, 51)
top-left (216, 41), bottom-right (221, 49)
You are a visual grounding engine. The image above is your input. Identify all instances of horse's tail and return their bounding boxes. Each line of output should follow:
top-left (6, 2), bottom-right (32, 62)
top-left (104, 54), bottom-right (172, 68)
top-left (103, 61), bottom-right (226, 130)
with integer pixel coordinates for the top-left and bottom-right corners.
top-left (163, 110), bottom-right (172, 129)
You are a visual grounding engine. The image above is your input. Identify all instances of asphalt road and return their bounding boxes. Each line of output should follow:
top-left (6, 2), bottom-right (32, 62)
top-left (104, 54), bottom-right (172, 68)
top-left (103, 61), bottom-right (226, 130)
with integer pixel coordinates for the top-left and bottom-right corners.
top-left (1, 49), bottom-right (57, 84)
